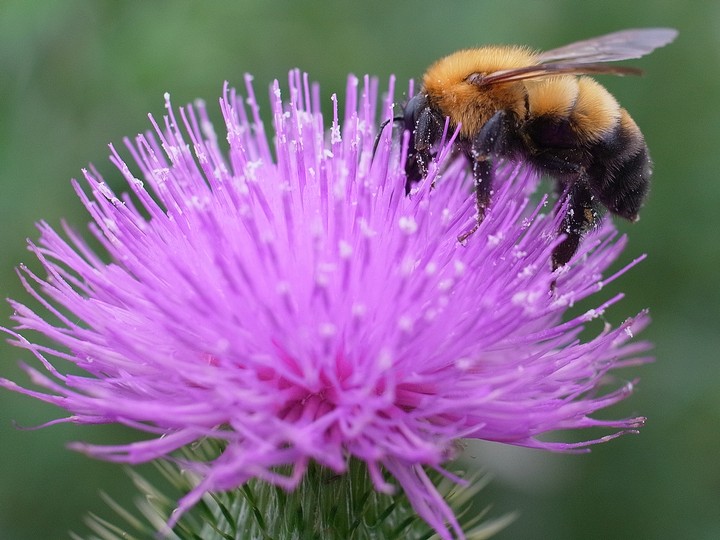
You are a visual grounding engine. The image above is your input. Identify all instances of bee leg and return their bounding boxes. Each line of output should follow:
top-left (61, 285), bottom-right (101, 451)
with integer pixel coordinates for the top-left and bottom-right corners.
top-left (473, 109), bottom-right (516, 156)
top-left (458, 158), bottom-right (494, 243)
top-left (471, 158), bottom-right (493, 220)
top-left (405, 108), bottom-right (434, 190)
top-left (403, 96), bottom-right (444, 193)
top-left (458, 111), bottom-right (515, 242)
top-left (470, 109), bottom-right (520, 215)
top-left (552, 180), bottom-right (598, 269)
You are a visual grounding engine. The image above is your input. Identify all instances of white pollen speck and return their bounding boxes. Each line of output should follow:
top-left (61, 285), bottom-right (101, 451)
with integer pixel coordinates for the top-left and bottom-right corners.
top-left (583, 308), bottom-right (604, 321)
top-left (332, 175), bottom-right (347, 197)
top-left (103, 218), bottom-right (118, 233)
top-left (188, 195), bottom-right (209, 210)
top-left (317, 262), bottom-right (336, 274)
top-left (455, 357), bottom-right (472, 370)
top-left (487, 232), bottom-right (503, 247)
top-left (163, 92), bottom-right (171, 101)
top-left (454, 260), bottom-right (466, 275)
top-left (518, 264), bottom-right (536, 278)
top-left (260, 230), bottom-right (275, 244)
top-left (512, 290), bottom-right (542, 306)
top-left (359, 219), bottom-right (376, 238)
top-left (276, 281), bottom-right (291, 295)
top-left (378, 348), bottom-right (393, 369)
top-left (397, 315), bottom-right (413, 332)
top-left (201, 122), bottom-right (214, 139)
top-left (352, 303), bottom-right (366, 318)
top-left (167, 146), bottom-right (182, 160)
top-left (97, 182), bottom-right (114, 199)
top-left (438, 278), bottom-right (454, 291)
top-left (425, 261), bottom-right (438, 275)
top-left (624, 326), bottom-right (634, 338)
top-left (398, 216), bottom-right (418, 234)
top-left (338, 240), bottom-right (353, 258)
top-left (153, 167), bottom-right (170, 183)
top-left (319, 323), bottom-right (337, 337)
top-left (315, 262), bottom-right (336, 287)
top-left (331, 125), bottom-right (341, 144)
top-left (212, 166), bottom-right (224, 180)
top-left (441, 208), bottom-right (452, 225)
top-left (246, 160), bottom-right (263, 180)
top-left (400, 256), bottom-right (418, 275)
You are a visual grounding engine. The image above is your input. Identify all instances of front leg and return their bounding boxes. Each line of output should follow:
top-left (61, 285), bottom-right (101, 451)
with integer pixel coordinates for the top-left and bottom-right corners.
top-left (403, 94), bottom-right (444, 193)
top-left (458, 110), bottom-right (516, 241)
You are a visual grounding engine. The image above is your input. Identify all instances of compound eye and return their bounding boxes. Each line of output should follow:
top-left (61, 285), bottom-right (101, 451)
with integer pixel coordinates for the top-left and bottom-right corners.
top-left (466, 73), bottom-right (486, 86)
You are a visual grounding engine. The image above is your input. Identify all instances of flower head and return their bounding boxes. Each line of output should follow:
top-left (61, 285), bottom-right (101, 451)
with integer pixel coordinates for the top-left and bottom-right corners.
top-left (2, 70), bottom-right (650, 539)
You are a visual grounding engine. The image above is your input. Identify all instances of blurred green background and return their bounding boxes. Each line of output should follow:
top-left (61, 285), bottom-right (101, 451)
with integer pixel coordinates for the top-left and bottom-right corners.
top-left (1, 1), bottom-right (717, 538)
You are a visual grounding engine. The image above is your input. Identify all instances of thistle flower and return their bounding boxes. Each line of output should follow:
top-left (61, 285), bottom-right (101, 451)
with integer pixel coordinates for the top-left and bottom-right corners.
top-left (1, 70), bottom-right (650, 539)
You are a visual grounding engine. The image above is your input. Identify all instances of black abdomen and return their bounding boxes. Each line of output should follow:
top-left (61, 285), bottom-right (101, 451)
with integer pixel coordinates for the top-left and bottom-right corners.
top-left (586, 109), bottom-right (652, 221)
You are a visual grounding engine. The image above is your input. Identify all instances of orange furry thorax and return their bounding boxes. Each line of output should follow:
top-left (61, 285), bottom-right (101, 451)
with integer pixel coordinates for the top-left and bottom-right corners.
top-left (422, 46), bottom-right (538, 136)
top-left (420, 46), bottom-right (624, 142)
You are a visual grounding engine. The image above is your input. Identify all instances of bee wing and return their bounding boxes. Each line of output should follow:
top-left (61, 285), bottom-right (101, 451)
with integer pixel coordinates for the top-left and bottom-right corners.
top-left (536, 28), bottom-right (677, 64)
top-left (473, 28), bottom-right (676, 87)
top-left (473, 63), bottom-right (642, 87)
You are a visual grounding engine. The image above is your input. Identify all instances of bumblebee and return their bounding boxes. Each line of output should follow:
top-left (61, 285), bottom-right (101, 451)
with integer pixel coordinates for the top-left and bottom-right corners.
top-left (397, 28), bottom-right (677, 268)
